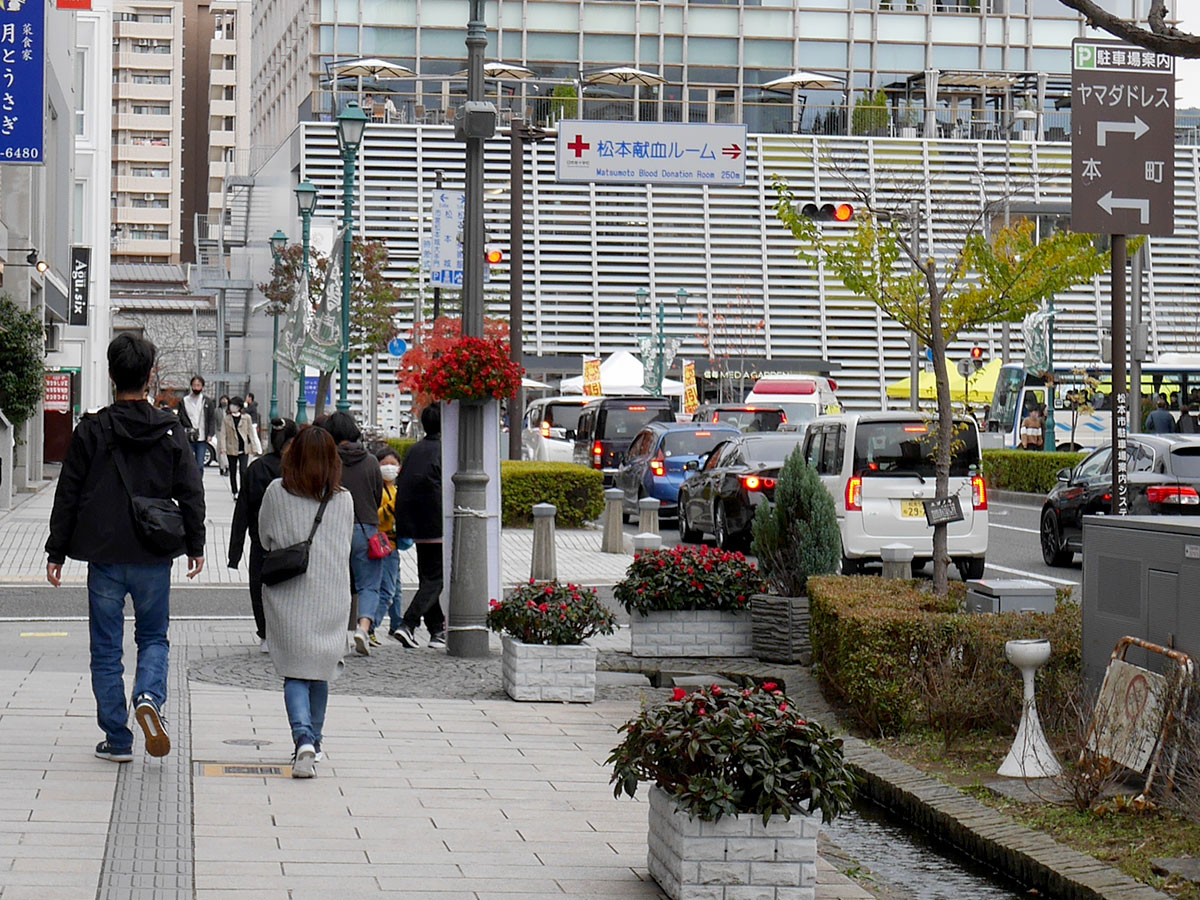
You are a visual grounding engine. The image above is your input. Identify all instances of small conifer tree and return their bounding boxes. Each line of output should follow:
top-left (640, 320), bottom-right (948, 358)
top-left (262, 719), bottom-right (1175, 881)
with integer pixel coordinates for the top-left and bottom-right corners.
top-left (750, 446), bottom-right (841, 596)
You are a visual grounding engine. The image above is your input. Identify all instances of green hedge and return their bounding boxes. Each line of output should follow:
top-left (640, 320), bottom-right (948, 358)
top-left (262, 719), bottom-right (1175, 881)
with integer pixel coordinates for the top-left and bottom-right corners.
top-left (982, 449), bottom-right (1085, 494)
top-left (808, 575), bottom-right (1081, 738)
top-left (385, 438), bottom-right (417, 461)
top-left (500, 461), bottom-right (604, 528)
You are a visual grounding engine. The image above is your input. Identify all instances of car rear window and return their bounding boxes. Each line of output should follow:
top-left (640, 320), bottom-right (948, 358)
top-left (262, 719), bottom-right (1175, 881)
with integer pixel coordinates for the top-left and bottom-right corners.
top-left (1169, 446), bottom-right (1200, 478)
top-left (602, 405), bottom-right (671, 439)
top-left (744, 435), bottom-right (805, 464)
top-left (774, 402), bottom-right (818, 425)
top-left (661, 430), bottom-right (733, 457)
top-left (853, 420), bottom-right (980, 478)
top-left (712, 408), bottom-right (785, 432)
top-left (542, 403), bottom-right (584, 431)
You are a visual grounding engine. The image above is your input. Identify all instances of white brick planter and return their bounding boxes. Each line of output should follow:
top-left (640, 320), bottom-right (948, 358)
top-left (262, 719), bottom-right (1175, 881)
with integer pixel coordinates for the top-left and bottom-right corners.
top-left (647, 785), bottom-right (820, 900)
top-left (629, 609), bottom-right (753, 658)
top-left (501, 636), bottom-right (597, 702)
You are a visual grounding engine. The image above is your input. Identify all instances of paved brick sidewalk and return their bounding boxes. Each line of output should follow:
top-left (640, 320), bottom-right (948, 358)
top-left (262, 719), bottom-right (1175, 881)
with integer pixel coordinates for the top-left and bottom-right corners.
top-left (0, 468), bottom-right (634, 589)
top-left (0, 619), bottom-right (873, 900)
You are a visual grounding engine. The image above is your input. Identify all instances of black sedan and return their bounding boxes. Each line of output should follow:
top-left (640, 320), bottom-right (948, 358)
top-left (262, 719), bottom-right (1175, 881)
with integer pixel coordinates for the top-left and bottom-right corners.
top-left (1040, 434), bottom-right (1200, 566)
top-left (677, 432), bottom-right (806, 550)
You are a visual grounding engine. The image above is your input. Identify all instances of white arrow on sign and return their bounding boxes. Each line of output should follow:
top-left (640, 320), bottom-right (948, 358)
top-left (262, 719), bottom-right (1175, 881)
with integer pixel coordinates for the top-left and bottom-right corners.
top-left (1096, 116), bottom-right (1149, 146)
top-left (1097, 190), bottom-right (1150, 224)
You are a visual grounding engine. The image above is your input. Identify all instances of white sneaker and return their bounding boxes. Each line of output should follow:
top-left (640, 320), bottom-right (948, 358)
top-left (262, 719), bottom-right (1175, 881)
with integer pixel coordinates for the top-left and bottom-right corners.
top-left (291, 743), bottom-right (316, 779)
top-left (259, 638), bottom-right (269, 654)
top-left (353, 628), bottom-right (370, 657)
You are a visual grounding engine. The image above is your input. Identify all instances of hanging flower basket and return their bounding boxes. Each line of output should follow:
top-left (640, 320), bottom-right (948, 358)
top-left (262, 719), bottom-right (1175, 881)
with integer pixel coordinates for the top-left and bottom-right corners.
top-left (410, 334), bottom-right (523, 404)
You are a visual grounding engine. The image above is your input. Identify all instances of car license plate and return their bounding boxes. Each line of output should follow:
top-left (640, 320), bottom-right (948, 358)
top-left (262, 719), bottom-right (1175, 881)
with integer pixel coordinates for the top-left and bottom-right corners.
top-left (900, 500), bottom-right (926, 518)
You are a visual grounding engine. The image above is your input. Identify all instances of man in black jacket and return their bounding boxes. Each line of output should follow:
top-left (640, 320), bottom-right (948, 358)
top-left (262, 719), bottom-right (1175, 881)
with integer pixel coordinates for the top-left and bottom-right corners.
top-left (45, 334), bottom-right (206, 763)
top-left (392, 405), bottom-right (445, 649)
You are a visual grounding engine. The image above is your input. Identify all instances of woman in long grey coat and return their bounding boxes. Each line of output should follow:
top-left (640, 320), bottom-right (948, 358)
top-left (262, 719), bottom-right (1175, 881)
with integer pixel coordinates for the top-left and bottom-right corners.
top-left (258, 425), bottom-right (353, 778)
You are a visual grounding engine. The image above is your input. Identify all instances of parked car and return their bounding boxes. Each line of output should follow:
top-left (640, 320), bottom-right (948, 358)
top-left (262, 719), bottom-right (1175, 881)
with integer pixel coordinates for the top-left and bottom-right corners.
top-left (691, 403), bottom-right (787, 433)
top-left (572, 396), bottom-right (674, 484)
top-left (677, 432), bottom-right (807, 549)
top-left (1039, 434), bottom-right (1200, 566)
top-left (803, 412), bottom-right (988, 580)
top-left (521, 396), bottom-right (589, 462)
top-left (616, 422), bottom-right (740, 520)
top-left (744, 375), bottom-right (840, 428)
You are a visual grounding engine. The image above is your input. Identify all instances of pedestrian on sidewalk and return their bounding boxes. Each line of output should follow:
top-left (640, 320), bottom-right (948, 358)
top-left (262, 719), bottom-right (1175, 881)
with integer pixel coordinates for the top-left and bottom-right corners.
top-left (228, 417), bottom-right (299, 652)
top-left (318, 412), bottom-right (383, 657)
top-left (245, 392), bottom-right (261, 438)
top-left (219, 396), bottom-right (263, 499)
top-left (44, 333), bottom-right (206, 763)
top-left (392, 405), bottom-right (445, 650)
top-left (258, 425), bottom-right (353, 779)
top-left (1146, 396), bottom-right (1177, 434)
top-left (370, 444), bottom-right (414, 644)
top-left (177, 375), bottom-right (216, 473)
top-left (214, 395), bottom-right (230, 475)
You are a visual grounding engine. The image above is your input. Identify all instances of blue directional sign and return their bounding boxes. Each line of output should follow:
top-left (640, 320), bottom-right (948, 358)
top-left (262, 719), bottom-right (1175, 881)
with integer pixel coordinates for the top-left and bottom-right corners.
top-left (388, 337), bottom-right (408, 358)
top-left (0, 0), bottom-right (45, 165)
top-left (304, 376), bottom-right (331, 407)
top-left (430, 190), bottom-right (464, 286)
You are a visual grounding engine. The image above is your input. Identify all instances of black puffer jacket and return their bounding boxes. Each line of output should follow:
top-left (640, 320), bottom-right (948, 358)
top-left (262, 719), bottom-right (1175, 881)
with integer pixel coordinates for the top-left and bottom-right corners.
top-left (338, 442), bottom-right (383, 525)
top-left (46, 400), bottom-right (206, 564)
top-left (227, 452), bottom-right (284, 567)
top-left (394, 435), bottom-right (442, 540)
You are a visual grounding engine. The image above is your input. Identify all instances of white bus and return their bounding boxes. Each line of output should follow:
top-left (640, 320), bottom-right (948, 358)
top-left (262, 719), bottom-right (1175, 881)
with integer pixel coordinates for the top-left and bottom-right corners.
top-left (987, 353), bottom-right (1200, 451)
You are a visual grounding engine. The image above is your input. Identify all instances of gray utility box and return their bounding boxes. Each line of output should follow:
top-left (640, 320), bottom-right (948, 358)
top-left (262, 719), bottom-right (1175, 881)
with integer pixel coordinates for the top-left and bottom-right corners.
top-left (965, 579), bottom-right (1056, 615)
top-left (1082, 515), bottom-right (1200, 689)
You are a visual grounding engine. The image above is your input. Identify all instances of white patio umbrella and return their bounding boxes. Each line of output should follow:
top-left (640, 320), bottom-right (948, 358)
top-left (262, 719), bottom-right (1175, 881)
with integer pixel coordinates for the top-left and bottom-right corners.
top-left (334, 58), bottom-right (416, 79)
top-left (455, 61), bottom-right (536, 80)
top-left (582, 66), bottom-right (666, 87)
top-left (759, 70), bottom-right (843, 91)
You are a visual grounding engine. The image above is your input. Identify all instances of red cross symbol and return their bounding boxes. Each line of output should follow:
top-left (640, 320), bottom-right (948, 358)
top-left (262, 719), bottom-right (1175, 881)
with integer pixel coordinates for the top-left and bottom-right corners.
top-left (567, 134), bottom-right (590, 158)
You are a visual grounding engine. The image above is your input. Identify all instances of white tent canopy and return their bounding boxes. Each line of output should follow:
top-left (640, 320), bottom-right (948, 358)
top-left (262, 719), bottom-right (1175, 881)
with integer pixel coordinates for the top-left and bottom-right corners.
top-left (558, 350), bottom-right (685, 398)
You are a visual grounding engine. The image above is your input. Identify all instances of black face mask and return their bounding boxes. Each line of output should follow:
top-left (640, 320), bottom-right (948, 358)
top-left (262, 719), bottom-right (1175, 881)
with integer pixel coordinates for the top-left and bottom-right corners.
top-left (192, 388), bottom-right (202, 395)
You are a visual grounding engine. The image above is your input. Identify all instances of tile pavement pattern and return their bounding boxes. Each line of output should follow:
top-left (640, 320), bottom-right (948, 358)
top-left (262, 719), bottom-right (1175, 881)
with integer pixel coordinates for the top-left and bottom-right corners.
top-left (629, 611), bottom-right (754, 659)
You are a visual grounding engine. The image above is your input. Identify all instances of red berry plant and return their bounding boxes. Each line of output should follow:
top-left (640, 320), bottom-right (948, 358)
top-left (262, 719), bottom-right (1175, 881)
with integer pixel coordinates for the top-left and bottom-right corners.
top-left (614, 544), bottom-right (764, 615)
top-left (607, 682), bottom-right (857, 825)
top-left (488, 581), bottom-right (617, 645)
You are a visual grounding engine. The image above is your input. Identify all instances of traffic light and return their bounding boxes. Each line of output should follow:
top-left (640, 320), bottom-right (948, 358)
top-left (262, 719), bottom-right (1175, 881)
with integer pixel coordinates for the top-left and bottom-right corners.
top-left (969, 346), bottom-right (985, 371)
top-left (485, 244), bottom-right (504, 265)
top-left (798, 202), bottom-right (854, 223)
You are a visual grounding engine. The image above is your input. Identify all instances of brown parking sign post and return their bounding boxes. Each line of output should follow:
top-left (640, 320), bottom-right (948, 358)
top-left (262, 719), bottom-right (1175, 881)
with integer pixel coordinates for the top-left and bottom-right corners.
top-left (1071, 39), bottom-right (1174, 517)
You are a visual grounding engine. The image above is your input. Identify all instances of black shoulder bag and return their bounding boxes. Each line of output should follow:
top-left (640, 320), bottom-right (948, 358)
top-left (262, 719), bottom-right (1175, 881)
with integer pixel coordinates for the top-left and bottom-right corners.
top-left (102, 412), bottom-right (188, 557)
top-left (260, 496), bottom-right (330, 586)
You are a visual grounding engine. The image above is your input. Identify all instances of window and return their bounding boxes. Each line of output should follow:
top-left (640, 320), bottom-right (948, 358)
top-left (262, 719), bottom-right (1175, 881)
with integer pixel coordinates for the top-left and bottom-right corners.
top-left (1075, 448), bottom-right (1111, 480)
top-left (822, 427), bottom-right (841, 473)
top-left (853, 420), bottom-right (980, 478)
top-left (704, 443), bottom-right (728, 470)
top-left (805, 430), bottom-right (825, 469)
top-left (223, 86), bottom-right (234, 100)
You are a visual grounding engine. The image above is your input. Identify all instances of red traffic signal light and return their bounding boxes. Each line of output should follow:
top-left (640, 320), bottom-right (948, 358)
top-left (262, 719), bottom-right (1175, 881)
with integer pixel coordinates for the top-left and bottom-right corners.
top-left (799, 202), bottom-right (854, 222)
top-left (485, 245), bottom-right (503, 265)
top-left (970, 346), bottom-right (983, 360)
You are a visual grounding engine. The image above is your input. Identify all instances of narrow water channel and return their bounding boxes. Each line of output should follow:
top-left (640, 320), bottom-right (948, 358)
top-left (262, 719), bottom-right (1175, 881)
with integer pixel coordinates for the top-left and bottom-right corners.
top-left (824, 801), bottom-right (1035, 900)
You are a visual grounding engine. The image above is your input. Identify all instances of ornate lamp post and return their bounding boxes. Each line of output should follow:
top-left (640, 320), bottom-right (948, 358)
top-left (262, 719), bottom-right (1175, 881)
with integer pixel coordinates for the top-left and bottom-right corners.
top-left (334, 102), bottom-right (368, 413)
top-left (636, 287), bottom-right (687, 396)
top-left (294, 180), bottom-right (319, 423)
top-left (267, 229), bottom-right (288, 421)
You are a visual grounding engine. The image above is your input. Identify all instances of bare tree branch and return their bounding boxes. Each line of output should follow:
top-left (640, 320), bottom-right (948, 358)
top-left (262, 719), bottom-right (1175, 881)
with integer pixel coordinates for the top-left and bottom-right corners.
top-left (1056, 0), bottom-right (1198, 57)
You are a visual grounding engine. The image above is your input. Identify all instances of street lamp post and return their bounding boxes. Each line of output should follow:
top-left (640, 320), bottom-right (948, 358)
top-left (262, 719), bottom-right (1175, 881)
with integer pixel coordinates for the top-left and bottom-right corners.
top-left (294, 180), bottom-right (319, 423)
top-left (636, 287), bottom-right (687, 395)
top-left (335, 102), bottom-right (368, 414)
top-left (268, 229), bottom-right (288, 422)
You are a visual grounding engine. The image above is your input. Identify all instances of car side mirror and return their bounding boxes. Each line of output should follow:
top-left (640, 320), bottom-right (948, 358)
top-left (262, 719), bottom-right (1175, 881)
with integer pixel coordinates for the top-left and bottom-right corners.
top-left (1057, 467), bottom-right (1072, 484)
top-left (683, 460), bottom-right (699, 471)
top-left (564, 429), bottom-right (575, 441)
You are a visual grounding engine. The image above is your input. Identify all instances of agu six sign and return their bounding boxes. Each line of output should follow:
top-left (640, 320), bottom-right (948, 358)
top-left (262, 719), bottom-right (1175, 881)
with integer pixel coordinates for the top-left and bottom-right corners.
top-left (1071, 39), bottom-right (1174, 236)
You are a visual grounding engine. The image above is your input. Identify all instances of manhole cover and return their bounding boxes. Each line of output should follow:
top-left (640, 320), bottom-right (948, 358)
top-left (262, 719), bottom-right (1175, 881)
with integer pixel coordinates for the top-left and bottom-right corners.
top-left (223, 738), bottom-right (274, 747)
top-left (197, 762), bottom-right (290, 778)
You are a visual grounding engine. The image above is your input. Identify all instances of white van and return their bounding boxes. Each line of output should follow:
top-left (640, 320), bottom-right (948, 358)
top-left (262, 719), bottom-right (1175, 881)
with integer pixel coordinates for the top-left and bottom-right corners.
top-left (744, 376), bottom-right (840, 430)
top-left (521, 396), bottom-right (590, 462)
top-left (801, 412), bottom-right (988, 580)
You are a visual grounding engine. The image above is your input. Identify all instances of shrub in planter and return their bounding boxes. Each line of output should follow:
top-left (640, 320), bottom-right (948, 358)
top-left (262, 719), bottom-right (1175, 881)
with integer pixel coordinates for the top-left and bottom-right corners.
top-left (385, 438), bottom-right (416, 461)
top-left (750, 447), bottom-right (841, 664)
top-left (982, 449), bottom-right (1085, 494)
top-left (500, 461), bottom-right (604, 528)
top-left (615, 545), bottom-right (763, 615)
top-left (489, 581), bottom-right (617, 702)
top-left (807, 574), bottom-right (1081, 738)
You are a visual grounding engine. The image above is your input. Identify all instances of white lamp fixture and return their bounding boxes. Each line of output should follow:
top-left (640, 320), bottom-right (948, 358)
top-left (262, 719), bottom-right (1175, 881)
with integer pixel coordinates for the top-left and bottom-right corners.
top-left (998, 639), bottom-right (1063, 778)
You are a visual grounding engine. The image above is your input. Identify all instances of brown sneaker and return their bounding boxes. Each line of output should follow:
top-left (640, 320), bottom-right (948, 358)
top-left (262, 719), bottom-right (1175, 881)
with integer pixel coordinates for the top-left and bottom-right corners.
top-left (135, 696), bottom-right (171, 757)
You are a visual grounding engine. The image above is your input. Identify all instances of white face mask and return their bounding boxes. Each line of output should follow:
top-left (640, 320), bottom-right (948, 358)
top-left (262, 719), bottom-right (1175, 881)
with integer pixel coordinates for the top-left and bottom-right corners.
top-left (380, 464), bottom-right (400, 482)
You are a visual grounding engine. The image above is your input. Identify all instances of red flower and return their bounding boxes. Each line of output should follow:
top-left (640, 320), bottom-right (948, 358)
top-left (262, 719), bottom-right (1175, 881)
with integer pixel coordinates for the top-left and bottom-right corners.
top-left (526, 599), bottom-right (537, 608)
top-left (672, 688), bottom-right (688, 701)
top-left (538, 603), bottom-right (549, 613)
top-left (779, 702), bottom-right (789, 712)
top-left (762, 682), bottom-right (777, 691)
top-left (711, 685), bottom-right (723, 695)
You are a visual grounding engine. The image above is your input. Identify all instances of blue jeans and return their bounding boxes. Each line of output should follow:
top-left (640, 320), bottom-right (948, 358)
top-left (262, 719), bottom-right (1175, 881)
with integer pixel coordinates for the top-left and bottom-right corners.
top-left (87, 562), bottom-right (172, 751)
top-left (373, 548), bottom-right (402, 631)
top-left (350, 524), bottom-right (383, 626)
top-left (189, 441), bottom-right (207, 472)
top-left (283, 678), bottom-right (327, 748)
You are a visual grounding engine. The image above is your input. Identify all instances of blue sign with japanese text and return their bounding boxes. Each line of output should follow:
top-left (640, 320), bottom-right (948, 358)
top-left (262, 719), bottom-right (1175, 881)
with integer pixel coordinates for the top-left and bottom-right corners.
top-left (0, 0), bottom-right (44, 165)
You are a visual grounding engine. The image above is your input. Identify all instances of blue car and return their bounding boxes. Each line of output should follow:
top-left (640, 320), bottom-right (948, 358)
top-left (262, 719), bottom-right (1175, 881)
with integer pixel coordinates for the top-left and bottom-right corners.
top-left (616, 422), bottom-right (740, 519)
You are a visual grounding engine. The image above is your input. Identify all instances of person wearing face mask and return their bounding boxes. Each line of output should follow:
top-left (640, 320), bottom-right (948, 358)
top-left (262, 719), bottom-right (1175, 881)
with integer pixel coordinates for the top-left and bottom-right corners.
top-left (214, 396), bottom-right (230, 475)
top-left (178, 375), bottom-right (216, 473)
top-left (369, 446), bottom-right (414, 645)
top-left (219, 396), bottom-right (263, 499)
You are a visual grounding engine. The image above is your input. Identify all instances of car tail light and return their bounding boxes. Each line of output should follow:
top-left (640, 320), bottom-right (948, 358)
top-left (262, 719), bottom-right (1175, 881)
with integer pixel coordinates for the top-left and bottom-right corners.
top-left (780, 411), bottom-right (787, 424)
top-left (1147, 485), bottom-right (1200, 505)
top-left (828, 379), bottom-right (837, 392)
top-left (592, 442), bottom-right (603, 468)
top-left (845, 475), bottom-right (862, 512)
top-left (540, 421), bottom-right (551, 438)
top-left (972, 475), bottom-right (988, 511)
top-left (650, 451), bottom-right (665, 478)
top-left (741, 475), bottom-right (777, 491)
top-left (628, 405), bottom-right (646, 411)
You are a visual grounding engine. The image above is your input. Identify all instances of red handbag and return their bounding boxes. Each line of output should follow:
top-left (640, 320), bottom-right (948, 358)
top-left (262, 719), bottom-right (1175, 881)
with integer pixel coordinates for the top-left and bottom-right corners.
top-left (367, 530), bottom-right (394, 560)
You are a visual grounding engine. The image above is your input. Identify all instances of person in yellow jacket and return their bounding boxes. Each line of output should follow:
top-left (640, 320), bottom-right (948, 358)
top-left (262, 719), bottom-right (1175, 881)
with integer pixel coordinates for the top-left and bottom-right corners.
top-left (370, 445), bottom-right (413, 645)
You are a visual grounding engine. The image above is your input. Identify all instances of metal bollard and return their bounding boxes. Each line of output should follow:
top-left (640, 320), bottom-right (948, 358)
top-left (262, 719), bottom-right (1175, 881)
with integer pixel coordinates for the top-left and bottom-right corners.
top-left (632, 532), bottom-right (663, 554)
top-left (601, 488), bottom-right (624, 554)
top-left (530, 503), bottom-right (558, 582)
top-left (880, 543), bottom-right (914, 580)
top-left (637, 497), bottom-right (660, 536)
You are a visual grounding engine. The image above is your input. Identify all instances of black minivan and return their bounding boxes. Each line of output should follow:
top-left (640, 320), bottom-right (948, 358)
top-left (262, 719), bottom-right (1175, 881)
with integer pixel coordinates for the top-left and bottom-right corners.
top-left (572, 396), bottom-right (674, 484)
